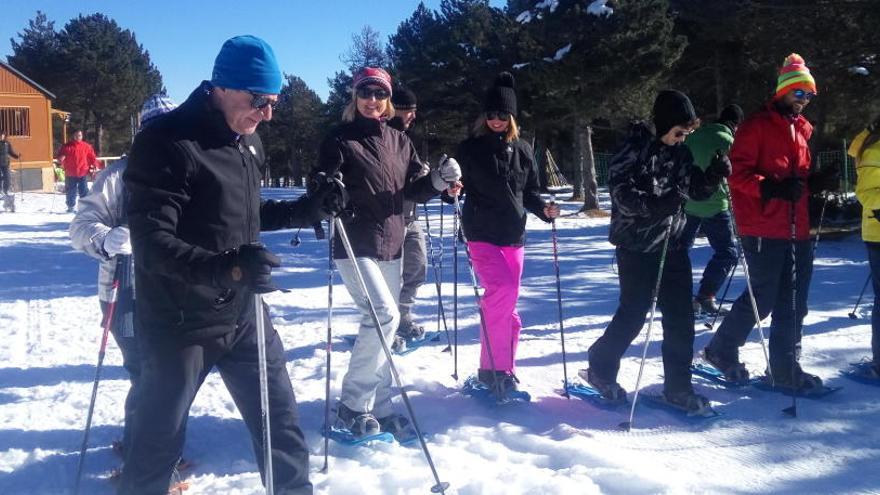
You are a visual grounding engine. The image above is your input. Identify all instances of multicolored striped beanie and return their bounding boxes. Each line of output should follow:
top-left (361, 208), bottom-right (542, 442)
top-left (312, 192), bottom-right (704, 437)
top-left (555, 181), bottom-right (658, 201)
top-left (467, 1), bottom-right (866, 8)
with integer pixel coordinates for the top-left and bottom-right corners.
top-left (773, 53), bottom-right (817, 100)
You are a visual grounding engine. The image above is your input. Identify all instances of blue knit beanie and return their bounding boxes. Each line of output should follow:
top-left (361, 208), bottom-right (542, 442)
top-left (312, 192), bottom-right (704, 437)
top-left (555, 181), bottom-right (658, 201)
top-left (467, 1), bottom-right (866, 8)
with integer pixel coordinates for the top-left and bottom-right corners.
top-left (211, 35), bottom-right (282, 95)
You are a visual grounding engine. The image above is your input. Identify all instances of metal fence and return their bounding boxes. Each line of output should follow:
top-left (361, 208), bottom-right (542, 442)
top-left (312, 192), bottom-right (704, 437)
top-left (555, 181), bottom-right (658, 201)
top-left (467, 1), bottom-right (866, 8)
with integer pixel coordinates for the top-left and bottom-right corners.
top-left (590, 148), bottom-right (857, 193)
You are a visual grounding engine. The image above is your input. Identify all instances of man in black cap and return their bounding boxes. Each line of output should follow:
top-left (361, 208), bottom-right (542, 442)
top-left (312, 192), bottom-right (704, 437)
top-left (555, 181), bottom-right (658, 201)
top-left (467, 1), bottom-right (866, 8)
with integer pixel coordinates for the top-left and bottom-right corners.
top-left (389, 87), bottom-right (430, 348)
top-left (582, 90), bottom-right (730, 413)
top-left (681, 104), bottom-right (744, 316)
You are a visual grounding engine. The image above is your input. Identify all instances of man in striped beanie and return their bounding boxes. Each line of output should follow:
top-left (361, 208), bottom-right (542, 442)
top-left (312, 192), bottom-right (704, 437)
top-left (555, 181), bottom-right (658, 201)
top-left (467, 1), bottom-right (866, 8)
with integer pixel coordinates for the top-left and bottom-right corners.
top-left (703, 53), bottom-right (839, 393)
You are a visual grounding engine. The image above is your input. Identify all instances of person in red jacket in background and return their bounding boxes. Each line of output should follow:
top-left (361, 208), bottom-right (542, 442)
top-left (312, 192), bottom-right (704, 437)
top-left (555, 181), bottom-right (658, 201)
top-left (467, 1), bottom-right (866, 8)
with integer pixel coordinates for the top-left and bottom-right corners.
top-left (703, 54), bottom-right (839, 392)
top-left (56, 129), bottom-right (99, 212)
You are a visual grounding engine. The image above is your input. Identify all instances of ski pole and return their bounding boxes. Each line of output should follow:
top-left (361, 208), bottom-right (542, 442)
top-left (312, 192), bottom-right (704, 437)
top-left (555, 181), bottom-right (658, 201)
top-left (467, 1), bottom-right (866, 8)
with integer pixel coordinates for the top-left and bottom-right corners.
top-left (621, 222), bottom-right (672, 432)
top-left (452, 195), bottom-right (505, 399)
top-left (714, 185), bottom-right (773, 378)
top-left (705, 256), bottom-right (737, 330)
top-left (424, 202), bottom-right (452, 351)
top-left (18, 158), bottom-right (24, 204)
top-left (451, 198), bottom-right (459, 381)
top-left (334, 218), bottom-right (449, 494)
top-left (321, 220), bottom-right (335, 473)
top-left (254, 291), bottom-right (274, 494)
top-left (813, 192), bottom-right (829, 255)
top-left (74, 257), bottom-right (124, 495)
top-left (849, 274), bottom-right (871, 320)
top-left (551, 215), bottom-right (570, 398)
top-left (783, 182), bottom-right (799, 418)
top-left (548, 195), bottom-right (570, 397)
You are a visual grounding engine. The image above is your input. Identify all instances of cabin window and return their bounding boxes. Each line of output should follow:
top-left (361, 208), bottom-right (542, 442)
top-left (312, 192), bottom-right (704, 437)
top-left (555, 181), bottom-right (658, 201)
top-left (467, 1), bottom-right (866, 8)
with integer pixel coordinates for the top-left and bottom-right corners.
top-left (0, 106), bottom-right (30, 137)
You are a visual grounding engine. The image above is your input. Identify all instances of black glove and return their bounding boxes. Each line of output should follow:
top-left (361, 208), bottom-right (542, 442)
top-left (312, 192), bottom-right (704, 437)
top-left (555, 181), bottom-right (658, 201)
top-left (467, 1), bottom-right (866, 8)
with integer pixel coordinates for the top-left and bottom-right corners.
top-left (306, 172), bottom-right (349, 223)
top-left (212, 244), bottom-right (281, 293)
top-left (707, 151), bottom-right (732, 180)
top-left (873, 209), bottom-right (880, 223)
top-left (648, 190), bottom-right (685, 217)
top-left (760, 177), bottom-right (804, 202)
top-left (808, 164), bottom-right (840, 193)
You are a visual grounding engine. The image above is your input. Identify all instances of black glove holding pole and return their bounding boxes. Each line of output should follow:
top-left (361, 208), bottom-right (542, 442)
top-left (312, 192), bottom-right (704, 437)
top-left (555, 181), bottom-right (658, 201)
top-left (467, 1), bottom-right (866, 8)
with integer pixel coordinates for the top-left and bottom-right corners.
top-left (212, 243), bottom-right (281, 294)
top-left (760, 177), bottom-right (805, 202)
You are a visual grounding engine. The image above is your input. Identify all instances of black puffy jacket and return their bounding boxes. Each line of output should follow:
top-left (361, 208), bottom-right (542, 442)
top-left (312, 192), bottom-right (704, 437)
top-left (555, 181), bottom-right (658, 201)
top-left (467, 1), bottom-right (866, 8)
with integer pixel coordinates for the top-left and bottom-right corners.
top-left (314, 115), bottom-right (439, 260)
top-left (457, 133), bottom-right (548, 246)
top-left (125, 82), bottom-right (318, 339)
top-left (608, 122), bottom-right (719, 252)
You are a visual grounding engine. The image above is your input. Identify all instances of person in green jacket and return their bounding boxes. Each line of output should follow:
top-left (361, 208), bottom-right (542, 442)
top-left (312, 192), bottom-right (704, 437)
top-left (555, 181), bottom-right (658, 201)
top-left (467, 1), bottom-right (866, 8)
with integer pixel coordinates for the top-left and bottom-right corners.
top-left (681, 104), bottom-right (744, 315)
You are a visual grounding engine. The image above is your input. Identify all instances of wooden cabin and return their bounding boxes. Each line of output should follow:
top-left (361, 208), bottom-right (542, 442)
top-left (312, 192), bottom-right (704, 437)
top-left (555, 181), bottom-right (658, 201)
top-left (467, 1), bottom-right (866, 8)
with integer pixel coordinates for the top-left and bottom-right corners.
top-left (0, 61), bottom-right (66, 192)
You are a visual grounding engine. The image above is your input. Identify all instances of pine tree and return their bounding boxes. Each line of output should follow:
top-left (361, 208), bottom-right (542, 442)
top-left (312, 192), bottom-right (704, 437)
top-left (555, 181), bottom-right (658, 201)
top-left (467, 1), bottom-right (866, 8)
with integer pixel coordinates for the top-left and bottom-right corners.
top-left (512, 0), bottom-right (686, 211)
top-left (55, 14), bottom-right (162, 155)
top-left (259, 75), bottom-right (324, 186)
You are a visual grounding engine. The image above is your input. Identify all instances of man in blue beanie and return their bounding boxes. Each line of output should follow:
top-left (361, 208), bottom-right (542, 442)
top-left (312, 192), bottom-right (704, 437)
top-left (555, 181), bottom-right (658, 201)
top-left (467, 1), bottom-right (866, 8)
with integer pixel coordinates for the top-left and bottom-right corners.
top-left (118, 35), bottom-right (343, 494)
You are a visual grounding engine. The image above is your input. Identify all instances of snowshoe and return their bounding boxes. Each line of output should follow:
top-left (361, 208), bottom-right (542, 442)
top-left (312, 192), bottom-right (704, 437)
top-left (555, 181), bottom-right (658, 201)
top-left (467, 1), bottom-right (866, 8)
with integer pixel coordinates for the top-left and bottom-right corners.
top-left (700, 347), bottom-right (750, 385)
top-left (842, 360), bottom-right (880, 386)
top-left (641, 389), bottom-right (719, 419)
top-left (377, 413), bottom-right (419, 443)
top-left (754, 367), bottom-right (842, 398)
top-left (463, 373), bottom-right (530, 404)
top-left (577, 368), bottom-right (627, 404)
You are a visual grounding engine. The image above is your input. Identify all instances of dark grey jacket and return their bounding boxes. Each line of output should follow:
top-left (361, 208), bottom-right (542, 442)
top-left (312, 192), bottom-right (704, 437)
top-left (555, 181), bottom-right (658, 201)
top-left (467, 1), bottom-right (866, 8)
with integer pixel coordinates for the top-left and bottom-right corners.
top-left (608, 122), bottom-right (720, 252)
top-left (314, 115), bottom-right (440, 260)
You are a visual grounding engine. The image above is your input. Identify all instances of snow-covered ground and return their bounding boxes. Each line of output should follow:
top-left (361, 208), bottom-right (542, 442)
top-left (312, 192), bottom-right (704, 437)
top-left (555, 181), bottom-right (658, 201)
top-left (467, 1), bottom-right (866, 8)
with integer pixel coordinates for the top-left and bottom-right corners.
top-left (1, 189), bottom-right (878, 495)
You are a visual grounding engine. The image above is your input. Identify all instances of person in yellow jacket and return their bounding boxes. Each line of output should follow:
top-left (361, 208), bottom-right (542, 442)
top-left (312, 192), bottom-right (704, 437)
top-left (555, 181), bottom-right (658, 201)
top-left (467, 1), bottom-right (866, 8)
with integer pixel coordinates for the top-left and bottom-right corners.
top-left (850, 118), bottom-right (880, 377)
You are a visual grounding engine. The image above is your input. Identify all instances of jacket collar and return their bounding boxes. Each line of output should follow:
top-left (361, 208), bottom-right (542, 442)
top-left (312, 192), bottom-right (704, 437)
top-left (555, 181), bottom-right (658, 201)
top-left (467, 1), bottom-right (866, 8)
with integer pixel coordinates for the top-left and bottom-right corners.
top-left (180, 81), bottom-right (240, 145)
top-left (353, 113), bottom-right (385, 137)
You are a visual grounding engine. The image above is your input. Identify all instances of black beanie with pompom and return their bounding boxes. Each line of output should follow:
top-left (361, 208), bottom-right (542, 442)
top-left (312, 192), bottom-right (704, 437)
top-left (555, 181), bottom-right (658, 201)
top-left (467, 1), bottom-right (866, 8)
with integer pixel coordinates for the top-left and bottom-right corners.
top-left (484, 72), bottom-right (517, 116)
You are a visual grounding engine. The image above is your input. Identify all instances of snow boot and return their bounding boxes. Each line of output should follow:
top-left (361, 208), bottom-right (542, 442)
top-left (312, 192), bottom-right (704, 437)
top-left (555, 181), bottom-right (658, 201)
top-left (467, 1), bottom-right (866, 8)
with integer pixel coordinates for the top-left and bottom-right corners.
top-left (391, 335), bottom-right (407, 352)
top-left (477, 369), bottom-right (520, 398)
top-left (377, 413), bottom-right (417, 441)
top-left (396, 321), bottom-right (426, 341)
top-left (582, 368), bottom-right (627, 403)
top-left (663, 389), bottom-right (712, 415)
top-left (769, 363), bottom-right (824, 393)
top-left (694, 294), bottom-right (728, 316)
top-left (703, 346), bottom-right (750, 384)
top-left (335, 403), bottom-right (380, 438)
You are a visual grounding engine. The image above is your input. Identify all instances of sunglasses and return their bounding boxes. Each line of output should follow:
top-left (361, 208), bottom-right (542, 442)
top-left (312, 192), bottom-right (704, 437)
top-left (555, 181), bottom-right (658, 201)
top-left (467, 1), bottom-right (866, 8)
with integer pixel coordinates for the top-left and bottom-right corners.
top-left (792, 89), bottom-right (816, 101)
top-left (247, 91), bottom-right (280, 111)
top-left (486, 111), bottom-right (511, 122)
top-left (674, 129), bottom-right (694, 138)
top-left (356, 87), bottom-right (390, 100)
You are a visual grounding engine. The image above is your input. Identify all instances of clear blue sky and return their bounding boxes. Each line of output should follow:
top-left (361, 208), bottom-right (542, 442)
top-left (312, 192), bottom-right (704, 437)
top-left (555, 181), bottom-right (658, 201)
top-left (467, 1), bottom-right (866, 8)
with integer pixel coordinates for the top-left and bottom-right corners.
top-left (0, 0), bottom-right (505, 104)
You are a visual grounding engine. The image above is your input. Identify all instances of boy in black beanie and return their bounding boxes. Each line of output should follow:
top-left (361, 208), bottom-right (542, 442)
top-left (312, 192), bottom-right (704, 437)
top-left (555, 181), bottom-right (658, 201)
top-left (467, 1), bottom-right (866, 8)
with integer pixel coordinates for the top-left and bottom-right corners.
top-left (581, 90), bottom-right (730, 413)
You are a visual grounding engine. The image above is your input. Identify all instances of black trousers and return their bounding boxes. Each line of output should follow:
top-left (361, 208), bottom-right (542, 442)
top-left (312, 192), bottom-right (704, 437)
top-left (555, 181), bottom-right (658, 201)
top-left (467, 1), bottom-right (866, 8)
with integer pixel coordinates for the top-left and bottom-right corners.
top-left (118, 299), bottom-right (312, 495)
top-left (589, 247), bottom-right (695, 394)
top-left (0, 165), bottom-right (10, 195)
top-left (706, 236), bottom-right (813, 372)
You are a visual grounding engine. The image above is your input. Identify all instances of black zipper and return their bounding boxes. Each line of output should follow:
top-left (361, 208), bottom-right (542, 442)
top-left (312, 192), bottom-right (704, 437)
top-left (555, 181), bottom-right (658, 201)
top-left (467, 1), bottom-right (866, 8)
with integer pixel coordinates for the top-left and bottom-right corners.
top-left (238, 140), bottom-right (253, 243)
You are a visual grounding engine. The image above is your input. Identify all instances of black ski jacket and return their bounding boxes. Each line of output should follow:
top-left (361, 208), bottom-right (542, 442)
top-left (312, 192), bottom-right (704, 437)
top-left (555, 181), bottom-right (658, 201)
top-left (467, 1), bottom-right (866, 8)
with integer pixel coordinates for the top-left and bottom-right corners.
top-left (457, 133), bottom-right (549, 246)
top-left (125, 82), bottom-right (318, 339)
top-left (608, 122), bottom-right (720, 252)
top-left (388, 116), bottom-right (422, 225)
top-left (314, 114), bottom-right (439, 260)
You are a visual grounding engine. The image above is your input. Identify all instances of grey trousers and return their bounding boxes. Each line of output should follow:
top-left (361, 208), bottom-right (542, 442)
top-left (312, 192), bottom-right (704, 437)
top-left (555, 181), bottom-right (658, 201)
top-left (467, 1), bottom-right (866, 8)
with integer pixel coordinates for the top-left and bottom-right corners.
top-left (335, 256), bottom-right (402, 417)
top-left (399, 220), bottom-right (427, 329)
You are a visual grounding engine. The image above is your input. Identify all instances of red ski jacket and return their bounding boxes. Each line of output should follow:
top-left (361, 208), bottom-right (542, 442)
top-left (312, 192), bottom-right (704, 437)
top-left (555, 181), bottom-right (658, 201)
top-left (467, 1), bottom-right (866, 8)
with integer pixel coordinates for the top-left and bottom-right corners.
top-left (57, 140), bottom-right (98, 178)
top-left (729, 103), bottom-right (813, 241)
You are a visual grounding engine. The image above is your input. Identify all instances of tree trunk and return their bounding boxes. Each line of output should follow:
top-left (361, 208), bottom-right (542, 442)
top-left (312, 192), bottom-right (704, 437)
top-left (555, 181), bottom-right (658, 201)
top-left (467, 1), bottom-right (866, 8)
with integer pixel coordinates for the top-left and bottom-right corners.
top-left (569, 121), bottom-right (585, 202)
top-left (97, 123), bottom-right (105, 157)
top-left (581, 125), bottom-right (600, 211)
top-left (574, 119), bottom-right (600, 211)
top-left (714, 47), bottom-right (724, 116)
